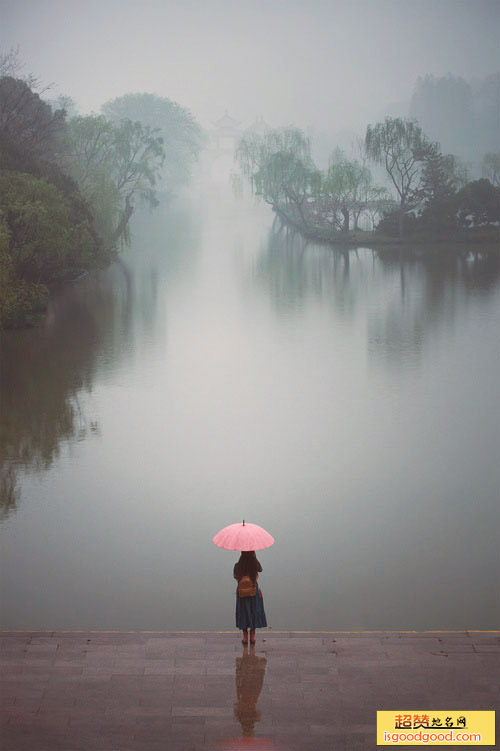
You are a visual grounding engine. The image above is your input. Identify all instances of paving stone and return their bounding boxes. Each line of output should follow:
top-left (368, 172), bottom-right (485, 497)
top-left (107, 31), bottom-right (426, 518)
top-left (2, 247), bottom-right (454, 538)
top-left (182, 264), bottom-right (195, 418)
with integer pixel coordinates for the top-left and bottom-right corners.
top-left (133, 726), bottom-right (205, 742)
top-left (0, 630), bottom-right (497, 749)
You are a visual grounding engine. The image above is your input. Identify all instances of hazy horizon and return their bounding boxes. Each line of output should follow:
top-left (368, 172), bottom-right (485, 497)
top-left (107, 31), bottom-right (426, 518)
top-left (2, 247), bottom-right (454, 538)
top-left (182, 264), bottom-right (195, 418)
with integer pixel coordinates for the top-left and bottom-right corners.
top-left (1, 0), bottom-right (499, 136)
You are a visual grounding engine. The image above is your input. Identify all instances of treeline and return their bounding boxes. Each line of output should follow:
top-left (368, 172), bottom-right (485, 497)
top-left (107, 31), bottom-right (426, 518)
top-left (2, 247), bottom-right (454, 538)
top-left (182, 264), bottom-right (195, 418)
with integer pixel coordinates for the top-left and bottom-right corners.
top-left (236, 118), bottom-right (500, 244)
top-left (0, 60), bottom-right (203, 328)
top-left (410, 73), bottom-right (499, 163)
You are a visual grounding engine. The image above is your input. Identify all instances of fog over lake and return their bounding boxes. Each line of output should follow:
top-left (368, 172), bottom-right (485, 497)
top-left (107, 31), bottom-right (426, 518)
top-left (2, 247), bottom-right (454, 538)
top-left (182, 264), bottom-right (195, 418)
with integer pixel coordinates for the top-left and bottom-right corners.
top-left (1, 0), bottom-right (499, 139)
top-left (1, 184), bottom-right (499, 630)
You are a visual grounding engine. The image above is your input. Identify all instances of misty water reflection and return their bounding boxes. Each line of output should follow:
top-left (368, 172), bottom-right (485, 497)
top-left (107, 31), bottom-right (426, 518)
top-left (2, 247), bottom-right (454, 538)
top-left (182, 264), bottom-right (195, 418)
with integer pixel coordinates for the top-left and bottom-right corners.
top-left (250, 224), bottom-right (499, 372)
top-left (0, 203), bottom-right (200, 518)
top-left (234, 646), bottom-right (267, 736)
top-left (249, 225), bottom-right (355, 318)
top-left (0, 193), bottom-right (498, 631)
top-left (0, 268), bottom-right (146, 515)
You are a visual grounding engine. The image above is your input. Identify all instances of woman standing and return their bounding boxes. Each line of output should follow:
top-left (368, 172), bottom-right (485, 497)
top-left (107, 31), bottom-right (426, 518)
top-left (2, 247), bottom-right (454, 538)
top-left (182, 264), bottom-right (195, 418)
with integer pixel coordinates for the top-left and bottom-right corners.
top-left (233, 550), bottom-right (267, 644)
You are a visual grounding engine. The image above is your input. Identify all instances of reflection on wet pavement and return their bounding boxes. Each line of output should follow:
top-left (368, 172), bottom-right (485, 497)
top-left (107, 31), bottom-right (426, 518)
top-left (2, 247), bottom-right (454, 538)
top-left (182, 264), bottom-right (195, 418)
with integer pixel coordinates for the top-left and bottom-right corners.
top-left (1, 631), bottom-right (497, 750)
top-left (218, 645), bottom-right (277, 749)
top-left (234, 645), bottom-right (267, 735)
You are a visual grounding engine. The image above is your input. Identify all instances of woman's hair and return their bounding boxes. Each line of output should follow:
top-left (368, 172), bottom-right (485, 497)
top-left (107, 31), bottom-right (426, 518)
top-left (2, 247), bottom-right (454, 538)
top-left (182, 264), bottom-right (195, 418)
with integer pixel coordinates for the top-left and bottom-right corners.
top-left (235, 551), bottom-right (260, 583)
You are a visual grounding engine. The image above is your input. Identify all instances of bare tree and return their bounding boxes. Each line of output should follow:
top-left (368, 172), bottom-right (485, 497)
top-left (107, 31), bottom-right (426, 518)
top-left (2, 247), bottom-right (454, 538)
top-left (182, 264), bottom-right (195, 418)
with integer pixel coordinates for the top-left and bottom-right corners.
top-left (365, 117), bottom-right (435, 236)
top-left (0, 46), bottom-right (41, 89)
top-left (0, 76), bottom-right (66, 162)
top-left (0, 46), bottom-right (23, 77)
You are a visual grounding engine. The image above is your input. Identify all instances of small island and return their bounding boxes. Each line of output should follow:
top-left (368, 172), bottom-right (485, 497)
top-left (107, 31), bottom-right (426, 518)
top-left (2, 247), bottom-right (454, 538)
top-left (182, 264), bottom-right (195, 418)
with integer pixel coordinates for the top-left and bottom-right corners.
top-left (235, 118), bottom-right (499, 255)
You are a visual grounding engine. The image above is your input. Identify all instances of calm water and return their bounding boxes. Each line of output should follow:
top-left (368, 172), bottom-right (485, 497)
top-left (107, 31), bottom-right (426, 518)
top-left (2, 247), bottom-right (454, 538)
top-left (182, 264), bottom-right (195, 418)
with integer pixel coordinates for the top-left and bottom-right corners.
top-left (1, 185), bottom-right (499, 631)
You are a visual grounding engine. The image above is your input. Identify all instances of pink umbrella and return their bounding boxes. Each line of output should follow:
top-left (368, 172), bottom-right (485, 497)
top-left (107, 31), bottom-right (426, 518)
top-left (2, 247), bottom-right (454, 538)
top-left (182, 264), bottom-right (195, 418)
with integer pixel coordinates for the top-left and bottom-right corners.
top-left (213, 520), bottom-right (275, 551)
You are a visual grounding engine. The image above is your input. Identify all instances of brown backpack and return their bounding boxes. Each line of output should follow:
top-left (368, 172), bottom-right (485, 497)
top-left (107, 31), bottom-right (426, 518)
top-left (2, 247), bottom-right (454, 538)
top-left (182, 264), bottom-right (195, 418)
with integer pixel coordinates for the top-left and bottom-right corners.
top-left (238, 575), bottom-right (257, 597)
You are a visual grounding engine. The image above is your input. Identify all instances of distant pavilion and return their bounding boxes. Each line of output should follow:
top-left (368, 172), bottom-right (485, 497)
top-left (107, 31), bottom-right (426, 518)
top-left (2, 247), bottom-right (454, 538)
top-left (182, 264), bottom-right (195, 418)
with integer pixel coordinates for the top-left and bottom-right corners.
top-left (211, 112), bottom-right (241, 152)
top-left (210, 113), bottom-right (271, 154)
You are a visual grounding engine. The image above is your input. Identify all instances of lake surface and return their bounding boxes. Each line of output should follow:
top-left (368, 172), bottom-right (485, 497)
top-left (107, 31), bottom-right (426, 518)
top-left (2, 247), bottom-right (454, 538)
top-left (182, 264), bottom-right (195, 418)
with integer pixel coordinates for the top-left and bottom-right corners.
top-left (1, 184), bottom-right (499, 631)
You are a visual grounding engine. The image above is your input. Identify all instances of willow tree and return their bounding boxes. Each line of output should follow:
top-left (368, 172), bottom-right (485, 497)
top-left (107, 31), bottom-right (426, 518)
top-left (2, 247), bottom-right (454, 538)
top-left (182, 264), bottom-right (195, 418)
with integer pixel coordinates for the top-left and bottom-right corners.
top-left (365, 117), bottom-right (434, 236)
top-left (236, 127), bottom-right (318, 225)
top-left (315, 149), bottom-right (374, 232)
top-left (237, 127), bottom-right (311, 179)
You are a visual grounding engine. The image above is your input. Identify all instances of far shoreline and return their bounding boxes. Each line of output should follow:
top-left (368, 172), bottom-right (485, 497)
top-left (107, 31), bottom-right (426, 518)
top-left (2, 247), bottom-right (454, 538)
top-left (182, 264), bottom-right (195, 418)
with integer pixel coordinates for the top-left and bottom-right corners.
top-left (272, 209), bottom-right (500, 254)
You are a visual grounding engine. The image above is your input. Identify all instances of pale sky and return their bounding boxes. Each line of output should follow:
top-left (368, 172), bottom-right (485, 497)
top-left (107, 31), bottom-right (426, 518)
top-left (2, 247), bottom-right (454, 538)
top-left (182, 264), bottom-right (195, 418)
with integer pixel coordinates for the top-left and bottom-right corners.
top-left (1, 0), bottom-right (499, 133)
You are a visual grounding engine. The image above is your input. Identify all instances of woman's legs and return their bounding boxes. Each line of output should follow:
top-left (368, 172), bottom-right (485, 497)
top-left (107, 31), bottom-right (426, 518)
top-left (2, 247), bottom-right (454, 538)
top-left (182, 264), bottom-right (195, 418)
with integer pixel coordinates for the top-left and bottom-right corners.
top-left (249, 629), bottom-right (256, 644)
top-left (241, 629), bottom-right (248, 644)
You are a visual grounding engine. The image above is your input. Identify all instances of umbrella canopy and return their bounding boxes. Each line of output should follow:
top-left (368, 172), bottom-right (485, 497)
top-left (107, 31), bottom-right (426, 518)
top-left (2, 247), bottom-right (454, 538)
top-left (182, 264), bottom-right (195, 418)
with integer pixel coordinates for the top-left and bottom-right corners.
top-left (213, 521), bottom-right (274, 551)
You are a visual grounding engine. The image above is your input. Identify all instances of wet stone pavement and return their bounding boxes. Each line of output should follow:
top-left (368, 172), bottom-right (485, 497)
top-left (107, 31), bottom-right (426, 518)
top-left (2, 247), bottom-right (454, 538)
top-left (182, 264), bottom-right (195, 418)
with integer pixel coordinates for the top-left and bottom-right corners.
top-left (0, 631), bottom-right (498, 750)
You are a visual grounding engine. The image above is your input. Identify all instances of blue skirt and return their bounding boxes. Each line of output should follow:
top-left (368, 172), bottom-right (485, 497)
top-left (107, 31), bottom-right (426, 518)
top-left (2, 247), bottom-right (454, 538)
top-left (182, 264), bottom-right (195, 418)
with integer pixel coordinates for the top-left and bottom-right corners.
top-left (235, 584), bottom-right (267, 630)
